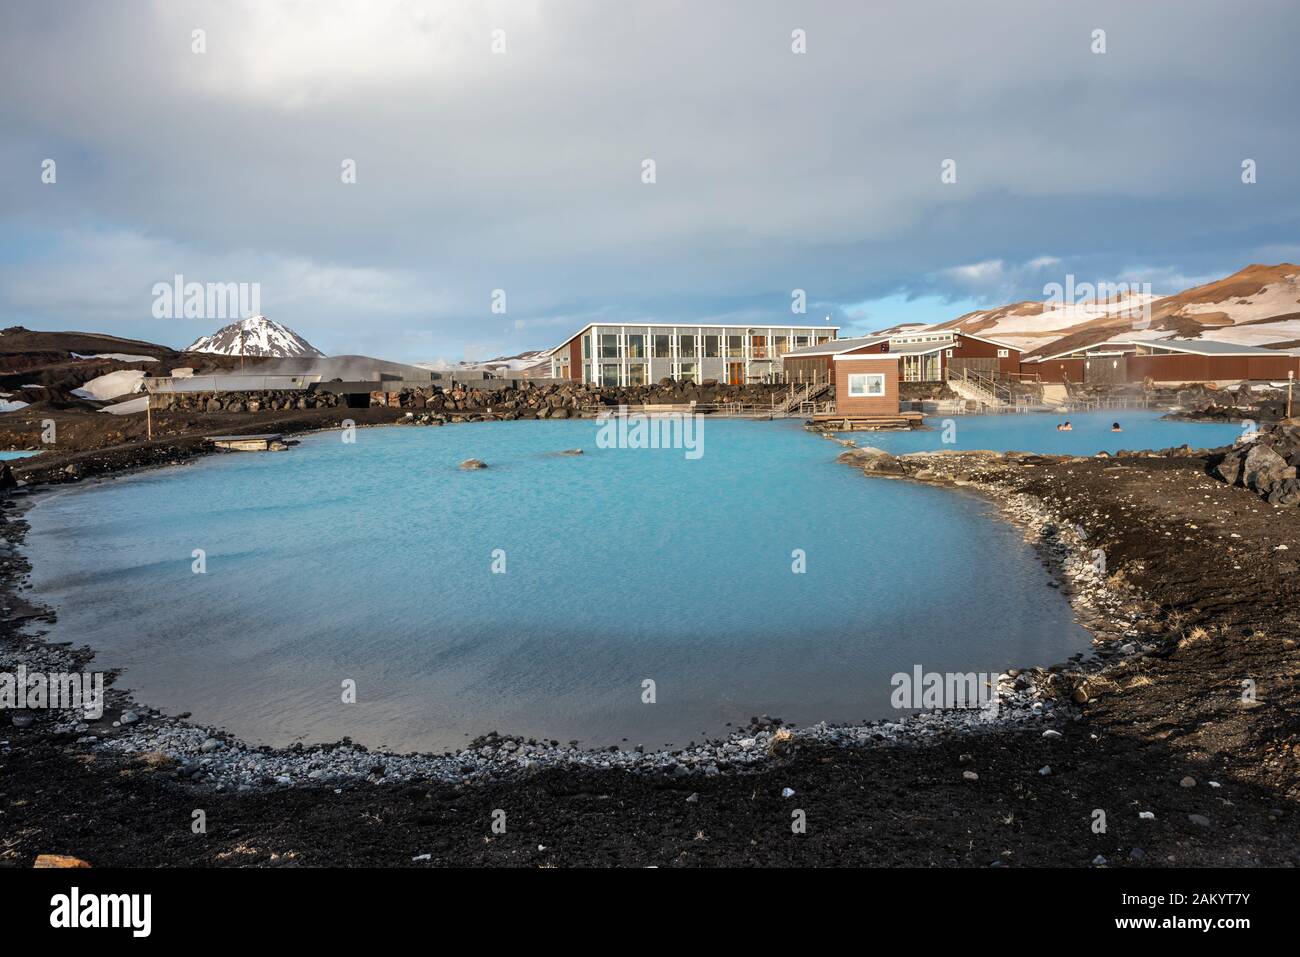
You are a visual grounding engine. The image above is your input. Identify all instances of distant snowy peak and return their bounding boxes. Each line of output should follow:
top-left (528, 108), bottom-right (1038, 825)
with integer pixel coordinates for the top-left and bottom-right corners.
top-left (184, 316), bottom-right (324, 358)
top-left (414, 349), bottom-right (550, 374)
top-left (870, 322), bottom-right (933, 337)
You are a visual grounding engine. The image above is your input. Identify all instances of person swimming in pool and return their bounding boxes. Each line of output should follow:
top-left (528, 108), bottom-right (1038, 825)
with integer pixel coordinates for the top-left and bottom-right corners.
top-left (1060, 421), bottom-right (1072, 431)
top-left (1112, 422), bottom-right (1122, 432)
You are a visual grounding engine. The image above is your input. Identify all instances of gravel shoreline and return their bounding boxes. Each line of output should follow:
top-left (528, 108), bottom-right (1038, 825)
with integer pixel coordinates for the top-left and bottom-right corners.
top-left (3, 420), bottom-right (1296, 867)
top-left (7, 428), bottom-right (1145, 790)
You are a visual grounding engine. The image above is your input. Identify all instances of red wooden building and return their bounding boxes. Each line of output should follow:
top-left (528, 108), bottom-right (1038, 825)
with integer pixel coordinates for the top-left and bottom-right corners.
top-left (1022, 338), bottom-right (1300, 385)
top-left (781, 330), bottom-right (1021, 384)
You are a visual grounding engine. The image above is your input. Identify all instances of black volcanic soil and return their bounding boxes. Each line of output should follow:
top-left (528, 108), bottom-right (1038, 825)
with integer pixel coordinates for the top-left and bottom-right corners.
top-left (0, 405), bottom-right (409, 486)
top-left (0, 325), bottom-right (297, 415)
top-left (1, 439), bottom-right (1298, 866)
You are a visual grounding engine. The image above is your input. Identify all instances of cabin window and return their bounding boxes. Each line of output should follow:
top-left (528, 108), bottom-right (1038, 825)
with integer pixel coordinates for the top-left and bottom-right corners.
top-left (945, 349), bottom-right (954, 358)
top-left (601, 364), bottom-right (620, 387)
top-left (678, 333), bottom-right (697, 358)
top-left (582, 335), bottom-right (591, 359)
top-left (795, 335), bottom-right (810, 348)
top-left (847, 373), bottom-right (886, 397)
top-left (997, 348), bottom-right (1009, 358)
top-left (627, 363), bottom-right (647, 386)
top-left (653, 334), bottom-right (672, 358)
top-left (599, 334), bottom-right (620, 359)
top-left (679, 362), bottom-right (699, 384)
top-left (703, 335), bottom-right (721, 357)
top-left (726, 335), bottom-right (744, 358)
top-left (626, 334), bottom-right (645, 358)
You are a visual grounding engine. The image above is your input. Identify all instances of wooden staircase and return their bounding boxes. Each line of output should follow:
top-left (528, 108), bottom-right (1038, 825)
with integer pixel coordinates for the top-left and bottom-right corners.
top-left (778, 380), bottom-right (832, 416)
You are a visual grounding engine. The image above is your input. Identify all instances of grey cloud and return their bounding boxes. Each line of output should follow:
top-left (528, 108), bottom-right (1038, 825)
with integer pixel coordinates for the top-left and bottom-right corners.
top-left (1, 0), bottom-right (1297, 359)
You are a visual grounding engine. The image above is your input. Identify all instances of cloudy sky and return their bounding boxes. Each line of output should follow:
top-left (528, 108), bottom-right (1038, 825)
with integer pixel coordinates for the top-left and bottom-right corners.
top-left (2, 0), bottom-right (1298, 362)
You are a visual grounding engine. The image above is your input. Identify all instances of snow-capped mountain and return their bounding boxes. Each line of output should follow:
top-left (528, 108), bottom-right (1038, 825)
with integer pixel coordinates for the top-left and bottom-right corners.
top-left (184, 316), bottom-right (324, 358)
top-left (927, 264), bottom-right (1300, 358)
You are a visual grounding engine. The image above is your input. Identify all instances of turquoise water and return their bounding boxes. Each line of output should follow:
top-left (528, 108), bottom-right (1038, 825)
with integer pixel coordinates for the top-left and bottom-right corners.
top-left (23, 419), bottom-right (1128, 753)
top-left (844, 410), bottom-right (1243, 456)
top-left (0, 451), bottom-right (37, 460)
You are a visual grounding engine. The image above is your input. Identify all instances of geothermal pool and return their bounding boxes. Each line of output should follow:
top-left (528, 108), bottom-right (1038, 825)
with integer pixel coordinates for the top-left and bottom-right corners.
top-left (842, 409), bottom-right (1244, 456)
top-left (20, 415), bottom-right (1234, 753)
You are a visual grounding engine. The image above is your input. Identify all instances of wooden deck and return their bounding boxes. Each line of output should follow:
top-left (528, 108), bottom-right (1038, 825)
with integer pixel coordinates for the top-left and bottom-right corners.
top-left (809, 411), bottom-right (924, 431)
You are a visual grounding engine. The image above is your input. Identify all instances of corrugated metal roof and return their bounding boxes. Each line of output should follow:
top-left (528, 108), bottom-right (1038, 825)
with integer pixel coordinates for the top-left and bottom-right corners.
top-left (1027, 337), bottom-right (1293, 362)
top-left (884, 340), bottom-right (953, 355)
top-left (782, 335), bottom-right (888, 357)
top-left (1134, 338), bottom-right (1289, 356)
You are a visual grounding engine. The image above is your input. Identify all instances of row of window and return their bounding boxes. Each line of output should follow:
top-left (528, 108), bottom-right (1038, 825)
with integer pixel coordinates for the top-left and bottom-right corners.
top-left (599, 362), bottom-right (704, 386)
top-left (584, 332), bottom-right (831, 360)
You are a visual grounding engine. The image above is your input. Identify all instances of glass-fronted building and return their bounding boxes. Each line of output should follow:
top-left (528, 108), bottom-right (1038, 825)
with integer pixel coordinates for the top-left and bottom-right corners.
top-left (547, 322), bottom-right (840, 386)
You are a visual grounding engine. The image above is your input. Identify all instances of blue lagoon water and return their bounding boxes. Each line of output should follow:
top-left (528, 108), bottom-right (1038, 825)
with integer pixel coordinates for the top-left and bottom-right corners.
top-left (842, 410), bottom-right (1242, 456)
top-left (25, 416), bottom-right (1221, 753)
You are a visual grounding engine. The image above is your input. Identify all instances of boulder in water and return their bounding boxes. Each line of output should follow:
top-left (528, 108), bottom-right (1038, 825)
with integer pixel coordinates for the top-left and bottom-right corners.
top-left (836, 446), bottom-right (904, 474)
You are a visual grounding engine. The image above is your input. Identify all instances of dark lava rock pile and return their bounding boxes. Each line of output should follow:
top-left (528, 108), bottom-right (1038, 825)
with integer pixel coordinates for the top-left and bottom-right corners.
top-left (386, 380), bottom-right (788, 420)
top-left (1211, 423), bottom-right (1300, 505)
top-left (1166, 381), bottom-right (1289, 422)
top-left (155, 380), bottom-right (791, 419)
top-left (154, 389), bottom-right (343, 413)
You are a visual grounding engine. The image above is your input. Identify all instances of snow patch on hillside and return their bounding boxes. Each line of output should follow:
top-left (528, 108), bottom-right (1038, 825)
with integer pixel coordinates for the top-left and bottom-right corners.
top-left (1194, 321), bottom-right (1300, 348)
top-left (72, 369), bottom-right (147, 400)
top-left (414, 350), bottom-right (550, 374)
top-left (99, 396), bottom-right (150, 415)
top-left (1178, 279), bottom-right (1300, 322)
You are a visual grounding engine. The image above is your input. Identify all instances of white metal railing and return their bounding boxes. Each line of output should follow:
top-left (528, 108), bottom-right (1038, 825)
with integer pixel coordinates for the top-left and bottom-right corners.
top-left (776, 380), bottom-right (830, 415)
top-left (946, 367), bottom-right (1047, 412)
